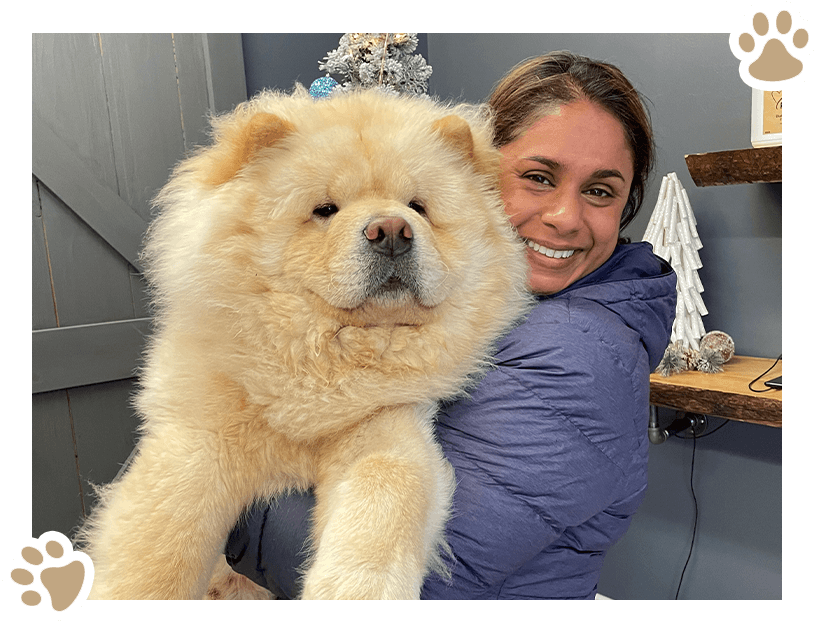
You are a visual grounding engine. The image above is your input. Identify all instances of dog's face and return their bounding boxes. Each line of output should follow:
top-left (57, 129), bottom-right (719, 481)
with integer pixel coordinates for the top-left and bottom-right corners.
top-left (295, 195), bottom-right (448, 316)
top-left (146, 89), bottom-right (529, 402)
top-left (262, 110), bottom-right (490, 329)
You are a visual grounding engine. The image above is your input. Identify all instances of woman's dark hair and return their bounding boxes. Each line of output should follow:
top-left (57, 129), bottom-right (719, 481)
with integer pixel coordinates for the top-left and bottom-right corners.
top-left (488, 51), bottom-right (654, 241)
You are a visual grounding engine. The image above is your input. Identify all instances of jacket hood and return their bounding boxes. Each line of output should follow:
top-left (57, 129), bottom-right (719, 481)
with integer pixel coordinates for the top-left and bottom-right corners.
top-left (546, 242), bottom-right (676, 369)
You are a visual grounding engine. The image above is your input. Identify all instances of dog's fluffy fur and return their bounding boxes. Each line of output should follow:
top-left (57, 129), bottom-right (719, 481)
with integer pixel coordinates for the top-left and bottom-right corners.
top-left (78, 87), bottom-right (531, 599)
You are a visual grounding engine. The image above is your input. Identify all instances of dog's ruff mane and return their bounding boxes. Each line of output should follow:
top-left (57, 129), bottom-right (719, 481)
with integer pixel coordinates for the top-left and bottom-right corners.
top-left (141, 87), bottom-right (530, 441)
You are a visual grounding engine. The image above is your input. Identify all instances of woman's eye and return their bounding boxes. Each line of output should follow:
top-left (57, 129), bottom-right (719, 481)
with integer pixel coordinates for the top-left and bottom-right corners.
top-left (586, 187), bottom-right (613, 198)
top-left (523, 173), bottom-right (551, 186)
top-left (312, 203), bottom-right (338, 219)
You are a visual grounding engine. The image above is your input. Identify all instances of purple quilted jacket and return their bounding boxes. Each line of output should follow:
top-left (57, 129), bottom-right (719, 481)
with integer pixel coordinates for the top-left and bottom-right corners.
top-left (421, 241), bottom-right (676, 598)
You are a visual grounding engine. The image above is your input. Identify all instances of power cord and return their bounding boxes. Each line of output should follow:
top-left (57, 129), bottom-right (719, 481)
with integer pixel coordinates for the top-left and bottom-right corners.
top-left (670, 414), bottom-right (732, 598)
top-left (748, 355), bottom-right (782, 393)
top-left (675, 431), bottom-right (698, 599)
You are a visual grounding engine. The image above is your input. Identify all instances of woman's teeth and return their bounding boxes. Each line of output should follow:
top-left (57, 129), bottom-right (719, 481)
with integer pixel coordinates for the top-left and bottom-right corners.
top-left (525, 239), bottom-right (575, 259)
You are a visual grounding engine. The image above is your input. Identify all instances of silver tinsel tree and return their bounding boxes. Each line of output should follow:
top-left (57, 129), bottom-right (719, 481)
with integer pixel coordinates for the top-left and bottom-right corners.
top-left (318, 33), bottom-right (433, 95)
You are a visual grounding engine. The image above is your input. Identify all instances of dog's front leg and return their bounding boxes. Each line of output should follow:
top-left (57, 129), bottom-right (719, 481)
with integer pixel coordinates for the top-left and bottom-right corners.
top-left (302, 405), bottom-right (455, 599)
top-left (81, 431), bottom-right (252, 599)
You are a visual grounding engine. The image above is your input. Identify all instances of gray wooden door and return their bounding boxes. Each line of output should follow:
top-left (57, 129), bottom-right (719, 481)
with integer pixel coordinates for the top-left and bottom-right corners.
top-left (32, 33), bottom-right (247, 539)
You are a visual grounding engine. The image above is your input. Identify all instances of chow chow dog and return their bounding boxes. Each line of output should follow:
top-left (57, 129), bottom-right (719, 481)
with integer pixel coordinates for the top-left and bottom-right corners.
top-left (79, 87), bottom-right (531, 599)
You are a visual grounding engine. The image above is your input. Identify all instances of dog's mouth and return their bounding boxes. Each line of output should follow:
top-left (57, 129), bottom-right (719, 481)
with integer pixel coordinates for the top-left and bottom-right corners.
top-left (363, 280), bottom-right (427, 311)
top-left (327, 263), bottom-right (438, 328)
top-left (360, 249), bottom-right (428, 302)
top-left (373, 275), bottom-right (412, 296)
top-left (327, 290), bottom-right (436, 329)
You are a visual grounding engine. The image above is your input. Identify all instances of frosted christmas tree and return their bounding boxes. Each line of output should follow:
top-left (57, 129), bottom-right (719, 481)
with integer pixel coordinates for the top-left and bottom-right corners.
top-left (644, 172), bottom-right (734, 375)
top-left (310, 33), bottom-right (433, 98)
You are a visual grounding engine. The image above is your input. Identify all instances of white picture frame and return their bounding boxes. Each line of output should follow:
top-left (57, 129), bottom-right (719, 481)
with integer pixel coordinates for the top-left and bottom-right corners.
top-left (751, 89), bottom-right (782, 148)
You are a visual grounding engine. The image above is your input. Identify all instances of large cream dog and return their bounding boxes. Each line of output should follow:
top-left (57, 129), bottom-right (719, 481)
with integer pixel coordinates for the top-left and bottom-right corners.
top-left (79, 87), bottom-right (531, 599)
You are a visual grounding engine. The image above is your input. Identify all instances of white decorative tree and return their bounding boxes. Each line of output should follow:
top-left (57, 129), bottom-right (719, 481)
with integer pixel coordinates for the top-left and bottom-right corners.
top-left (644, 172), bottom-right (707, 353)
top-left (644, 173), bottom-right (734, 375)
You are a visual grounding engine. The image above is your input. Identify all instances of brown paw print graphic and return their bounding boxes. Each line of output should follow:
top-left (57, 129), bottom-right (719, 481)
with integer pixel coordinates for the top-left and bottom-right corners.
top-left (10, 532), bottom-right (93, 612)
top-left (731, 10), bottom-right (809, 86)
top-left (742, 11), bottom-right (808, 79)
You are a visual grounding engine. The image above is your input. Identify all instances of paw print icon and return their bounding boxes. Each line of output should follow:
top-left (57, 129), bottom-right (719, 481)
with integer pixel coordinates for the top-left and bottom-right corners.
top-left (9, 532), bottom-right (94, 613)
top-left (730, 10), bottom-right (809, 89)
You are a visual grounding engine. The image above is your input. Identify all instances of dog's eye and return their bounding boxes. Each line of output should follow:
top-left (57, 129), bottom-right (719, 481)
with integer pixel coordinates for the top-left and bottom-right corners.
top-left (408, 200), bottom-right (427, 217)
top-left (312, 203), bottom-right (338, 219)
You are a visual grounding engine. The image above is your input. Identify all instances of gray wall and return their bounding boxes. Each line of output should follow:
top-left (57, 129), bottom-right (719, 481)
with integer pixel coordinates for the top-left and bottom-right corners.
top-left (32, 34), bottom-right (248, 541)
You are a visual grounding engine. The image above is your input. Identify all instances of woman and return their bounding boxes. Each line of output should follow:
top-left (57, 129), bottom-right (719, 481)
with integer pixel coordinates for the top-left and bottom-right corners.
top-left (224, 51), bottom-right (677, 599)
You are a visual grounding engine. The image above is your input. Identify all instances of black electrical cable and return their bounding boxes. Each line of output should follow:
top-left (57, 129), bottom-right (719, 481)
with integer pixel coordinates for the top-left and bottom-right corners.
top-left (670, 402), bottom-right (742, 597)
top-left (748, 354), bottom-right (782, 393)
top-left (675, 432), bottom-right (698, 599)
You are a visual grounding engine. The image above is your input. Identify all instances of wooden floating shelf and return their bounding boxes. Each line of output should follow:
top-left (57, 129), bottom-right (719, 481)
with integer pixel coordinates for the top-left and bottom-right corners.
top-left (684, 146), bottom-right (781, 187)
top-left (685, 145), bottom-right (819, 187)
top-left (650, 355), bottom-right (782, 427)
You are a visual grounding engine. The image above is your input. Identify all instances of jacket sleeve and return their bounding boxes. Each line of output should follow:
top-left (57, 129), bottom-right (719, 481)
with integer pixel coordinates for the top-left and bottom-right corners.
top-left (421, 308), bottom-right (640, 598)
top-left (225, 491), bottom-right (314, 599)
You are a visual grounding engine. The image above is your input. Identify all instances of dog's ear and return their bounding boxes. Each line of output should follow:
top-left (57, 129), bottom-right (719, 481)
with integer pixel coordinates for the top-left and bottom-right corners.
top-left (432, 114), bottom-right (500, 182)
top-left (432, 115), bottom-right (474, 160)
top-left (204, 112), bottom-right (295, 186)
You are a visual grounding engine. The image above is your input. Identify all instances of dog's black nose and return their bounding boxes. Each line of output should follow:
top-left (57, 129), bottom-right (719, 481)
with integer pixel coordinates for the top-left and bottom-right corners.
top-left (364, 216), bottom-right (413, 257)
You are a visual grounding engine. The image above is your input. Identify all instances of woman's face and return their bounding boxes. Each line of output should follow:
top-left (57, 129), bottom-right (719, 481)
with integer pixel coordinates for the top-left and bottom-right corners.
top-left (499, 99), bottom-right (634, 295)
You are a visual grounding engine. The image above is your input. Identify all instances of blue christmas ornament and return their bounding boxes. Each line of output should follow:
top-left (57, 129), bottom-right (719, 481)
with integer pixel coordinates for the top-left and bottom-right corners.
top-left (309, 76), bottom-right (339, 99)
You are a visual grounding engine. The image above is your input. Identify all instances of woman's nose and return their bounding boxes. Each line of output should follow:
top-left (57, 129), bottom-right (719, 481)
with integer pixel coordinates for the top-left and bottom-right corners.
top-left (540, 190), bottom-right (582, 232)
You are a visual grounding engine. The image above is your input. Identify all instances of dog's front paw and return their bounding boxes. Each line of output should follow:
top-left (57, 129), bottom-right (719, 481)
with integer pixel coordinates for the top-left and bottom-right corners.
top-left (301, 587), bottom-right (369, 608)
top-left (204, 555), bottom-right (274, 600)
top-left (301, 589), bottom-right (420, 608)
top-left (301, 561), bottom-right (422, 600)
